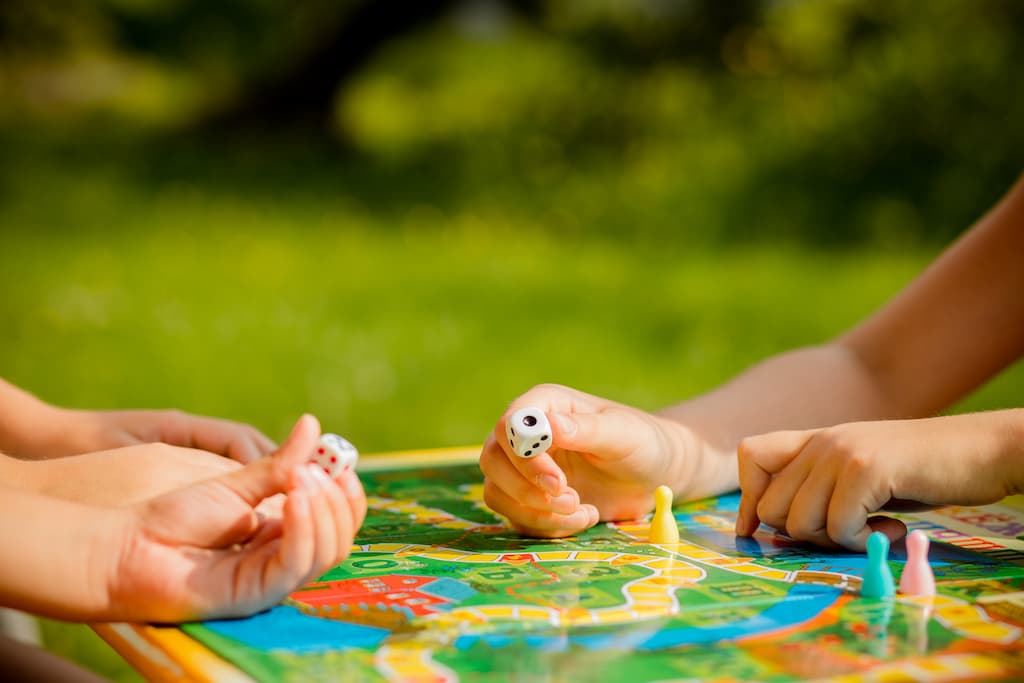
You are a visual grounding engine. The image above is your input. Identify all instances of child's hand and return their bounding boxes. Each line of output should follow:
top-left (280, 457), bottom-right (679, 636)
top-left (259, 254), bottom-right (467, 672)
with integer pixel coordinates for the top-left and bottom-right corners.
top-left (735, 412), bottom-right (1024, 550)
top-left (479, 384), bottom-right (693, 538)
top-left (106, 414), bottom-right (367, 622)
top-left (23, 444), bottom-right (244, 506)
top-left (58, 408), bottom-right (277, 463)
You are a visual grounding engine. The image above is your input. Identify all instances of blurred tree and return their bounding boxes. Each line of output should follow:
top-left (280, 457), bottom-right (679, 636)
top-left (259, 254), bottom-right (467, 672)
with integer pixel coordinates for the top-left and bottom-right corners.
top-left (2, 0), bottom-right (1022, 246)
top-left (198, 0), bottom-right (460, 136)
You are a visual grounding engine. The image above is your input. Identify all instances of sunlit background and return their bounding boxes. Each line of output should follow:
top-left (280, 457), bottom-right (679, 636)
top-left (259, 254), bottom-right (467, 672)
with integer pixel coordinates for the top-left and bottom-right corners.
top-left (2, 1), bottom-right (1023, 678)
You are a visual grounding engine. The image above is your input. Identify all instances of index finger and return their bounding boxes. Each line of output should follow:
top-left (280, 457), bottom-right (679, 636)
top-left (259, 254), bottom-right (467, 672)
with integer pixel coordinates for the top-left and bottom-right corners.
top-left (485, 426), bottom-right (567, 497)
top-left (736, 429), bottom-right (816, 536)
top-left (217, 414), bottom-right (322, 507)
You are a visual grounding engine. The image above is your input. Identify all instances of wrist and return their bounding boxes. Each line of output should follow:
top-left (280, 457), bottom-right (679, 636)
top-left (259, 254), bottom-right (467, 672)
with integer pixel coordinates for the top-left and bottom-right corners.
top-left (660, 417), bottom-right (737, 502)
top-left (0, 453), bottom-right (44, 493)
top-left (998, 409), bottom-right (1024, 496)
top-left (0, 395), bottom-right (64, 459)
top-left (96, 505), bottom-right (145, 621)
top-left (37, 408), bottom-right (128, 458)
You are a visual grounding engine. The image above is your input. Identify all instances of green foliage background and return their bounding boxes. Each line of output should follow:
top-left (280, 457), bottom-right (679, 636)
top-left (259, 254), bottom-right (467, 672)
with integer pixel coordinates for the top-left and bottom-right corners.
top-left (1, 1), bottom-right (1022, 680)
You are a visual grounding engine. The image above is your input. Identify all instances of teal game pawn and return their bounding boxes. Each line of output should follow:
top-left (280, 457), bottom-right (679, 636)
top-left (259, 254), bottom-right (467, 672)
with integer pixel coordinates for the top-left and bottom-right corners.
top-left (861, 532), bottom-right (895, 598)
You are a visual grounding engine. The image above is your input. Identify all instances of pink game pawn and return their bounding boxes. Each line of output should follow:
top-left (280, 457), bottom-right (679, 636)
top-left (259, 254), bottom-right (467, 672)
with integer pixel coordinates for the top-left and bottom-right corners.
top-left (899, 530), bottom-right (936, 597)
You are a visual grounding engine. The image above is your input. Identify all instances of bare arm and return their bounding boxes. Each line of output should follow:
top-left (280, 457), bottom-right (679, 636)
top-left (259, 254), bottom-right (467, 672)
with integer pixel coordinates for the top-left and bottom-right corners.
top-left (481, 176), bottom-right (1024, 536)
top-left (661, 174), bottom-right (1024, 497)
top-left (0, 483), bottom-right (119, 620)
top-left (0, 378), bottom-right (275, 463)
top-left (0, 380), bottom-right (65, 458)
top-left (0, 415), bottom-right (366, 623)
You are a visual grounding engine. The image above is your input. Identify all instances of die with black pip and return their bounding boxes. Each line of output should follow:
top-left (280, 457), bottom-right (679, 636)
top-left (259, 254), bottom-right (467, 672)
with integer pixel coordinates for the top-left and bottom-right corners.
top-left (506, 407), bottom-right (552, 459)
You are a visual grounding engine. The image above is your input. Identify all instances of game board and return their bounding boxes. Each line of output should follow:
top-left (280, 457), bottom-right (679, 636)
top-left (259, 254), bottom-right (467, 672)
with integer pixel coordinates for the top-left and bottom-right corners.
top-left (96, 449), bottom-right (1024, 682)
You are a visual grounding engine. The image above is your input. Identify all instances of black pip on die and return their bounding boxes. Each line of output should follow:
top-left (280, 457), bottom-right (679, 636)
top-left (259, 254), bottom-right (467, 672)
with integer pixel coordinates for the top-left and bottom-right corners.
top-left (506, 407), bottom-right (552, 459)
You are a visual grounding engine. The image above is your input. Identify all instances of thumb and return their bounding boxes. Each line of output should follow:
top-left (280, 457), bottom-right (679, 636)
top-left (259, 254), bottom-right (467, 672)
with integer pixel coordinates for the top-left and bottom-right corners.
top-left (216, 414), bottom-right (321, 507)
top-left (549, 408), bottom-right (646, 459)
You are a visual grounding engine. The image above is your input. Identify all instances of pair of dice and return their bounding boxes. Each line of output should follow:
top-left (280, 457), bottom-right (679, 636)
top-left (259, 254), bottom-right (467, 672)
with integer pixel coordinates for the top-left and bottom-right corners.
top-left (505, 407), bottom-right (553, 459)
top-left (313, 407), bottom-right (551, 473)
top-left (311, 433), bottom-right (359, 478)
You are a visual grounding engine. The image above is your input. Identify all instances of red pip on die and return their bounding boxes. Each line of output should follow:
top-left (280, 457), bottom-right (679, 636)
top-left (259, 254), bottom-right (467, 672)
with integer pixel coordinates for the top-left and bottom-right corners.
top-left (312, 433), bottom-right (359, 478)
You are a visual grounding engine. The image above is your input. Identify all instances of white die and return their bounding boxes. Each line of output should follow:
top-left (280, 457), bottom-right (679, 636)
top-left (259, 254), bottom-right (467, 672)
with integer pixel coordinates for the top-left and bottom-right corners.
top-left (506, 407), bottom-right (552, 459)
top-left (313, 433), bottom-right (359, 477)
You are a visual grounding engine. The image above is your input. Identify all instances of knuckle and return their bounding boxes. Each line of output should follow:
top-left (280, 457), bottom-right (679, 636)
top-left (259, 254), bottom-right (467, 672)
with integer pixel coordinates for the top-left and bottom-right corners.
top-left (785, 518), bottom-right (812, 541)
top-left (482, 480), bottom-right (507, 510)
top-left (839, 448), bottom-right (873, 477)
top-left (818, 427), bottom-right (854, 455)
top-left (825, 518), bottom-right (849, 545)
top-left (756, 500), bottom-right (785, 531)
top-left (478, 453), bottom-right (496, 478)
top-left (162, 408), bottom-right (187, 422)
top-left (736, 437), bottom-right (756, 462)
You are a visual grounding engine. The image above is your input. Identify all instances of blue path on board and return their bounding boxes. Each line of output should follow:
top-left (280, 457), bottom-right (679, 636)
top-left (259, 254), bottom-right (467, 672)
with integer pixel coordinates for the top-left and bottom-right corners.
top-left (200, 605), bottom-right (389, 654)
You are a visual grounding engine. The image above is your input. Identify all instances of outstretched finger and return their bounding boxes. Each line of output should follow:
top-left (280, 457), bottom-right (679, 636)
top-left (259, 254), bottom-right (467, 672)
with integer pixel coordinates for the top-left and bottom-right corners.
top-left (227, 428), bottom-right (278, 464)
top-left (216, 414), bottom-right (321, 508)
top-left (161, 412), bottom-right (277, 464)
top-left (736, 429), bottom-right (816, 536)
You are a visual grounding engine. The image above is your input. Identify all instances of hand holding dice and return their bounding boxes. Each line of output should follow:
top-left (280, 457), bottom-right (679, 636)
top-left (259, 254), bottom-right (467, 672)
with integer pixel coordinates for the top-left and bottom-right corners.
top-left (312, 433), bottom-right (359, 477)
top-left (506, 407), bottom-right (552, 459)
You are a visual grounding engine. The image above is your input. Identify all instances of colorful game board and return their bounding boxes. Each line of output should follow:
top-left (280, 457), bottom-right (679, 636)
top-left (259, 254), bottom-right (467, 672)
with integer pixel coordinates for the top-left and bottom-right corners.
top-left (97, 450), bottom-right (1024, 682)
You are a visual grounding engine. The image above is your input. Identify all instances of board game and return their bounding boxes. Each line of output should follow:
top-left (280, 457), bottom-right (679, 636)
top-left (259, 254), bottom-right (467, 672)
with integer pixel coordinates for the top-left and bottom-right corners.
top-left (97, 449), bottom-right (1024, 682)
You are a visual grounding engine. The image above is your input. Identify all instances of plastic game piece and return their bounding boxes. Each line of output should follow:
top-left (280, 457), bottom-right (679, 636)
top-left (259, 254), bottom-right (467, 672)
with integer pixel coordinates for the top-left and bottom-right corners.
top-left (313, 433), bottom-right (358, 478)
top-left (861, 531), bottom-right (895, 598)
top-left (899, 530), bottom-right (936, 597)
top-left (506, 407), bottom-right (552, 459)
top-left (649, 485), bottom-right (680, 544)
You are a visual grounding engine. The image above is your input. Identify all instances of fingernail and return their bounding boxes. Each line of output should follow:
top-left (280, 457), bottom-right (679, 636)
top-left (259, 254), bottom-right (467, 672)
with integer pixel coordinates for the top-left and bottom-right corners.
top-left (340, 469), bottom-right (362, 494)
top-left (299, 464), bottom-right (320, 490)
top-left (310, 464), bottom-right (333, 488)
top-left (539, 474), bottom-right (563, 496)
top-left (551, 412), bottom-right (576, 437)
top-left (291, 488), bottom-right (310, 516)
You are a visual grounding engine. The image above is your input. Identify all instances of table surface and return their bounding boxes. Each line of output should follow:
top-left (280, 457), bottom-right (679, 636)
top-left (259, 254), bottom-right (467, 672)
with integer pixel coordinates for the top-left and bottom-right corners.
top-left (94, 446), bottom-right (1024, 683)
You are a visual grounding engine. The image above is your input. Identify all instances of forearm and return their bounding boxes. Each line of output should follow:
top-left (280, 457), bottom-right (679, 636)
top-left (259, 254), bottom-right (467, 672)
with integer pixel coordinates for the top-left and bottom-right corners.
top-left (977, 408), bottom-right (1024, 499)
top-left (0, 483), bottom-right (124, 621)
top-left (660, 342), bottom-right (898, 498)
top-left (665, 175), bottom-right (1024, 500)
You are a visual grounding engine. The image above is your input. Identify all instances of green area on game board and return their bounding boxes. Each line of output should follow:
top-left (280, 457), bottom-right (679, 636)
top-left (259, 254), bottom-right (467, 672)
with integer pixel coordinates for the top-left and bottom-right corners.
top-left (183, 463), bottom-right (1024, 683)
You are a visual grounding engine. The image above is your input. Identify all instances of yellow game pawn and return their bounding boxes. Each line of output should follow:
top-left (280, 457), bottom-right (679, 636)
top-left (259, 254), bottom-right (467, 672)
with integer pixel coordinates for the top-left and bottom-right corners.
top-left (649, 485), bottom-right (679, 544)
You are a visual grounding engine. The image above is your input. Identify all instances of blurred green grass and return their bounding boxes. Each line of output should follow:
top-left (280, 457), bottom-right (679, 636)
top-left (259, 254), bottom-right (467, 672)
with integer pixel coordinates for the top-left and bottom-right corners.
top-left (2, 146), bottom-right (1022, 680)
